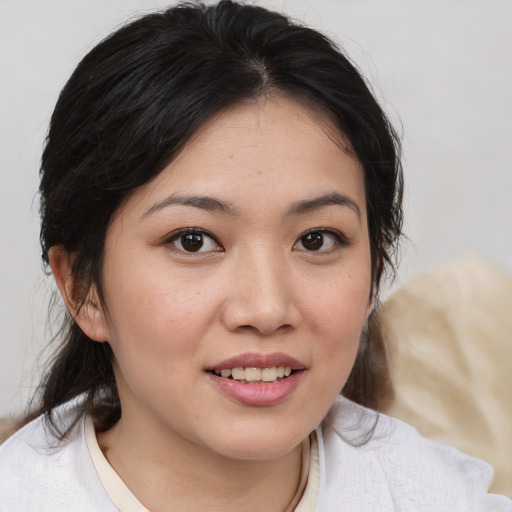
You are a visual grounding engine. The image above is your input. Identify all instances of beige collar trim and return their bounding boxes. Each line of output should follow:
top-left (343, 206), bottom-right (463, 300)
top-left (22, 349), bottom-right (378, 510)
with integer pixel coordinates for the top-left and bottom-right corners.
top-left (85, 416), bottom-right (149, 512)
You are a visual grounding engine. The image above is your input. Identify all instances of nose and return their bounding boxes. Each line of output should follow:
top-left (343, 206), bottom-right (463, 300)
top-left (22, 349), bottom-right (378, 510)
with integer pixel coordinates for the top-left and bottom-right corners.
top-left (220, 247), bottom-right (302, 336)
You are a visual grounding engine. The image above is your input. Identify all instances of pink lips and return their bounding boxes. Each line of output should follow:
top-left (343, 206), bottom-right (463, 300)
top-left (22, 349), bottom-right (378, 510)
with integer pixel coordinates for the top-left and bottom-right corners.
top-left (205, 352), bottom-right (305, 406)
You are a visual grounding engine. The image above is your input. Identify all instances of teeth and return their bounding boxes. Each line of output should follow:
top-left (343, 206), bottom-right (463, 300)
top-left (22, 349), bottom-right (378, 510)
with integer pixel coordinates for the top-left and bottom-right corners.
top-left (214, 366), bottom-right (293, 383)
top-left (231, 367), bottom-right (244, 380)
top-left (261, 367), bottom-right (277, 382)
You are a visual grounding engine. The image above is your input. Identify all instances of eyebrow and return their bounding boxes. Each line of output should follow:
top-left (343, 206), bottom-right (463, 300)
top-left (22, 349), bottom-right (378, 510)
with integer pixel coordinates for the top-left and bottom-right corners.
top-left (141, 191), bottom-right (361, 221)
top-left (286, 192), bottom-right (362, 221)
top-left (141, 193), bottom-right (242, 219)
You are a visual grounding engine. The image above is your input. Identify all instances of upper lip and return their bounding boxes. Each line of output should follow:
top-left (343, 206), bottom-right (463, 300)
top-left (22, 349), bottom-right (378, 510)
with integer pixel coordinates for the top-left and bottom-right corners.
top-left (206, 352), bottom-right (306, 372)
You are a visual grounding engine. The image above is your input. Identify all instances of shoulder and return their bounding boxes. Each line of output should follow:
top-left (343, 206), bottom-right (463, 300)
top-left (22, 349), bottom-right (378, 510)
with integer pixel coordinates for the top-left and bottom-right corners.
top-left (0, 403), bottom-right (114, 512)
top-left (318, 397), bottom-right (512, 512)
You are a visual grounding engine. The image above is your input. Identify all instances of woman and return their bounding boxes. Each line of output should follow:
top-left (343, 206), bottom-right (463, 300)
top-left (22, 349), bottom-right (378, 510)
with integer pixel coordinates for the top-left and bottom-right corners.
top-left (0, 1), bottom-right (509, 510)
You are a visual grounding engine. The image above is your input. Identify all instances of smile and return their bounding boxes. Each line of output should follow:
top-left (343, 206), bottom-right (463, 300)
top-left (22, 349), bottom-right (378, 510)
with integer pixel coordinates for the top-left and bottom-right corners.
top-left (212, 366), bottom-right (293, 383)
top-left (206, 353), bottom-right (305, 406)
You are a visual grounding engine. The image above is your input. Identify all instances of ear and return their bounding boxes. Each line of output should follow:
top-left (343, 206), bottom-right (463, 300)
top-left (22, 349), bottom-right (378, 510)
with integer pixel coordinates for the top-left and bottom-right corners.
top-left (48, 245), bottom-right (109, 342)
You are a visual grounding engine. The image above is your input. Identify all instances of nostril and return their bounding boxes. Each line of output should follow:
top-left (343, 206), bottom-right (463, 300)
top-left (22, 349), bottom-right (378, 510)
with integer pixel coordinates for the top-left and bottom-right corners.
top-left (236, 323), bottom-right (293, 336)
top-left (219, 290), bottom-right (301, 334)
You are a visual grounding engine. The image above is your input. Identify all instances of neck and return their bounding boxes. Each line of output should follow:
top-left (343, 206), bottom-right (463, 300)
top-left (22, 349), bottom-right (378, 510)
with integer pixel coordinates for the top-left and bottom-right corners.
top-left (97, 413), bottom-right (304, 512)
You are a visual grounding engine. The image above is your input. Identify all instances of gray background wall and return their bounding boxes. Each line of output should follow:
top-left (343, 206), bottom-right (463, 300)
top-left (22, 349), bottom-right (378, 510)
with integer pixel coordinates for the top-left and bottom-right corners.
top-left (1, 0), bottom-right (511, 416)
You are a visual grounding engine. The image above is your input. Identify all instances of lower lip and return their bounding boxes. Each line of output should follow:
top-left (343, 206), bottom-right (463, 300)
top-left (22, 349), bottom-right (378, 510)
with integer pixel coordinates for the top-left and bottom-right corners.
top-left (207, 371), bottom-right (304, 406)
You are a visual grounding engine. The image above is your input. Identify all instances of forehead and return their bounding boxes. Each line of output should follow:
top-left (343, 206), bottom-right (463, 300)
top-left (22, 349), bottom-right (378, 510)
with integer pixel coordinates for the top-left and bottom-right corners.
top-left (185, 95), bottom-right (354, 168)
top-left (121, 95), bottom-right (366, 219)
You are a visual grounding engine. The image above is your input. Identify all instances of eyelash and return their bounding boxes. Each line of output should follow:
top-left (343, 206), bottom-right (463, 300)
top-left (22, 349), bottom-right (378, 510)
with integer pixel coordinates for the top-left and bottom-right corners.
top-left (164, 227), bottom-right (349, 254)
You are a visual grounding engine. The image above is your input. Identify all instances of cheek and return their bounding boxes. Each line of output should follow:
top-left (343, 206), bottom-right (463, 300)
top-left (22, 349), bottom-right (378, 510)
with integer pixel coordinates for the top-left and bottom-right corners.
top-left (103, 281), bottom-right (214, 405)
top-left (306, 267), bottom-right (371, 333)
top-left (304, 270), bottom-right (370, 378)
top-left (102, 263), bottom-right (219, 364)
top-left (311, 301), bottom-right (363, 368)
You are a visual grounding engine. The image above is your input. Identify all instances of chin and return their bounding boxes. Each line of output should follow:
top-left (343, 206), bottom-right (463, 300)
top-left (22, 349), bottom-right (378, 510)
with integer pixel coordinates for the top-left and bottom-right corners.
top-left (218, 439), bottom-right (301, 461)
top-left (198, 421), bottom-right (310, 461)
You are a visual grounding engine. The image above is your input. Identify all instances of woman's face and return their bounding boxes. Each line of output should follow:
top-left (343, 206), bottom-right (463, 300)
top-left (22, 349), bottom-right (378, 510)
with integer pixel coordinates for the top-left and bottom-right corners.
top-left (97, 96), bottom-right (372, 460)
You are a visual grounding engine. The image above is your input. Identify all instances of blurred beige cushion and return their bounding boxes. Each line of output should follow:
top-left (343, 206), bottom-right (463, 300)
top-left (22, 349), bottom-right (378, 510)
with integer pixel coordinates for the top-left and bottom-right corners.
top-left (379, 255), bottom-right (512, 496)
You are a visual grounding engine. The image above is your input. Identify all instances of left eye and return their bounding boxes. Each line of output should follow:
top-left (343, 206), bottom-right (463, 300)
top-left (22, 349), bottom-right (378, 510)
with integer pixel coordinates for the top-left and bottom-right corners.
top-left (169, 230), bottom-right (222, 253)
top-left (294, 230), bottom-right (343, 252)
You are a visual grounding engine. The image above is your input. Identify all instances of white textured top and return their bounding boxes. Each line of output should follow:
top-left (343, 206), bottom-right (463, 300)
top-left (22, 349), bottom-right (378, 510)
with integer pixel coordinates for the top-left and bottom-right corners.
top-left (0, 396), bottom-right (510, 511)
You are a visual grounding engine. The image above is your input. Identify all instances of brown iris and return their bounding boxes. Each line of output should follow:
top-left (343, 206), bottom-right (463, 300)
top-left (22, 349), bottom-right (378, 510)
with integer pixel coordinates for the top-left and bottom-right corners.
top-left (181, 233), bottom-right (204, 252)
top-left (300, 232), bottom-right (324, 251)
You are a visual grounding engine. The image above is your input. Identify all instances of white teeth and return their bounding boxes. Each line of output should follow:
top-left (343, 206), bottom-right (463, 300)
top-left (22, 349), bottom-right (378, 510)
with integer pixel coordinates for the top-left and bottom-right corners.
top-left (214, 366), bottom-right (293, 383)
top-left (231, 367), bottom-right (244, 380)
top-left (261, 367), bottom-right (278, 382)
top-left (245, 368), bottom-right (262, 382)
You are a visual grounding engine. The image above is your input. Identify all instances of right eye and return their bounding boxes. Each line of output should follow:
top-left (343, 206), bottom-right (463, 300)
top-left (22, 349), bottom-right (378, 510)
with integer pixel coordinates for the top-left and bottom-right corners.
top-left (167, 229), bottom-right (223, 253)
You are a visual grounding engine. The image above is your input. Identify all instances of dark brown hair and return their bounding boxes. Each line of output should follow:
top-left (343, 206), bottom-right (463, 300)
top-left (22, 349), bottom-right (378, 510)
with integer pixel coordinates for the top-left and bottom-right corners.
top-left (30, 0), bottom-right (402, 435)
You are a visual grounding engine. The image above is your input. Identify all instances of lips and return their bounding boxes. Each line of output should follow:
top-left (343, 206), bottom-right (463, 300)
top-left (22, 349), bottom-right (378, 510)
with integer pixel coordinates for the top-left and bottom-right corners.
top-left (205, 352), bottom-right (305, 406)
